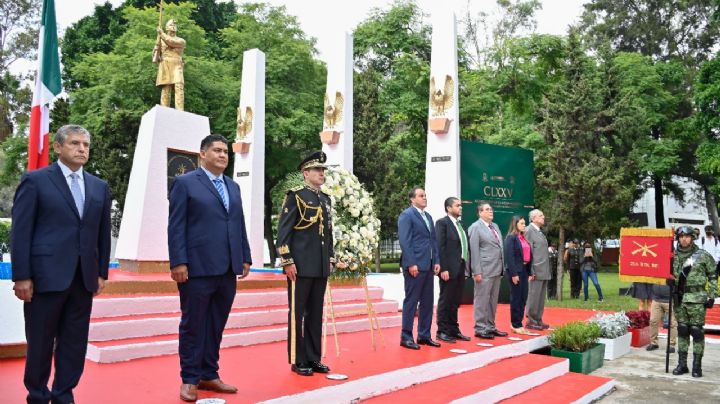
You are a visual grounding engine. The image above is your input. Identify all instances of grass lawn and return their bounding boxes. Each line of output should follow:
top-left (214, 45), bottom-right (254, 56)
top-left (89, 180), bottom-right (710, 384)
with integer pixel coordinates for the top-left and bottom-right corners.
top-left (546, 271), bottom-right (639, 312)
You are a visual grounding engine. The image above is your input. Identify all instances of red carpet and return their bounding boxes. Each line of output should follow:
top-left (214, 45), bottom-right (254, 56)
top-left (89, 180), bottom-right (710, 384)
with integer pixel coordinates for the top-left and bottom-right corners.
top-left (0, 305), bottom-right (602, 403)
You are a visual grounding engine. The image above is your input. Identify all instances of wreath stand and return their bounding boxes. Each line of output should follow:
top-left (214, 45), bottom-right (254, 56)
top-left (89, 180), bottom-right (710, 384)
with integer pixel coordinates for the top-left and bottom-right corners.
top-left (322, 275), bottom-right (385, 357)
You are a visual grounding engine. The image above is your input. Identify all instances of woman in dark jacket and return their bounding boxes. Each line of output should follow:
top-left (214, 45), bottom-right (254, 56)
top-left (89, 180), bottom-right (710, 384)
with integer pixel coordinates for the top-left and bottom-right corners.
top-left (580, 243), bottom-right (604, 302)
top-left (504, 215), bottom-right (533, 334)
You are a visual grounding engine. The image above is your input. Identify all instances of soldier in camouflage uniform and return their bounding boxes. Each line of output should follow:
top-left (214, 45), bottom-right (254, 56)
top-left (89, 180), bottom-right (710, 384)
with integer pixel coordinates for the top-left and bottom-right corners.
top-left (671, 226), bottom-right (717, 378)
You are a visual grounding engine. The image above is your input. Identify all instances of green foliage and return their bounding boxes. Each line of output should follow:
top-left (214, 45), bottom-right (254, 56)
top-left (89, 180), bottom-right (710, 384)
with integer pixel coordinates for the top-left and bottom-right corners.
top-left (548, 321), bottom-right (601, 352)
top-left (0, 220), bottom-right (9, 251)
top-left (580, 0), bottom-right (720, 65)
top-left (352, 0), bottom-right (432, 238)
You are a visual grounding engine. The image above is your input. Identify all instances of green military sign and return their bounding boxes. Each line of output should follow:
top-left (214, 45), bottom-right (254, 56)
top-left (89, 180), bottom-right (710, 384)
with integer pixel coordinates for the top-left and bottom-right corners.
top-left (459, 141), bottom-right (535, 304)
top-left (460, 141), bottom-right (535, 233)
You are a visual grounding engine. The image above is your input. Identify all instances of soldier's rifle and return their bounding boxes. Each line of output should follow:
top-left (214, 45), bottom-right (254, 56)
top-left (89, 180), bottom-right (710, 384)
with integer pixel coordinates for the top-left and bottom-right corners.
top-left (152, 0), bottom-right (165, 63)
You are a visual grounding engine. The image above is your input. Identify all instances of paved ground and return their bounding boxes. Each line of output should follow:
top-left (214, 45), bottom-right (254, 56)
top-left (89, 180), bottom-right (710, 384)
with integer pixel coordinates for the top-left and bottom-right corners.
top-left (594, 335), bottom-right (720, 402)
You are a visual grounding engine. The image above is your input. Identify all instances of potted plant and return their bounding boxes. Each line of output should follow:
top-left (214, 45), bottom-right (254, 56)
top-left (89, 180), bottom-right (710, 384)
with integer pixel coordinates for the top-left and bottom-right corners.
top-left (625, 310), bottom-right (651, 347)
top-left (591, 312), bottom-right (631, 360)
top-left (549, 321), bottom-right (605, 374)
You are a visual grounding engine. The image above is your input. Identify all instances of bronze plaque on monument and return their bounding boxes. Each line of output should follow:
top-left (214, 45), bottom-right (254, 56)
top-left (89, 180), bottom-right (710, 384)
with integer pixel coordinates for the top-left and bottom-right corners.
top-left (167, 148), bottom-right (199, 193)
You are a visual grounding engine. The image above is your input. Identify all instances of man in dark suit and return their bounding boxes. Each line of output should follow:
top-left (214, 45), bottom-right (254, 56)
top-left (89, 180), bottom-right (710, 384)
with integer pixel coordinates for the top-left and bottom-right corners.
top-left (11, 125), bottom-right (111, 404)
top-left (435, 197), bottom-right (471, 343)
top-left (168, 134), bottom-right (251, 401)
top-left (468, 202), bottom-right (507, 339)
top-left (398, 187), bottom-right (441, 350)
top-left (277, 151), bottom-right (335, 376)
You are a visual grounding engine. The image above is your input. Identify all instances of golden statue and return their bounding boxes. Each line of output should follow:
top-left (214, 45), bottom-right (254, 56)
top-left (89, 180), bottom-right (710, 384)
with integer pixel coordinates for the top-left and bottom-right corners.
top-left (323, 91), bottom-right (344, 129)
top-left (154, 19), bottom-right (186, 111)
top-left (429, 75), bottom-right (454, 116)
top-left (236, 106), bottom-right (253, 141)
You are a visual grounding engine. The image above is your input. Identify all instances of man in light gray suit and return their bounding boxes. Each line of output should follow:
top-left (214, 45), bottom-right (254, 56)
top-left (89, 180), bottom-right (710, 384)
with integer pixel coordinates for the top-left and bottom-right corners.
top-left (525, 209), bottom-right (551, 330)
top-left (468, 202), bottom-right (507, 339)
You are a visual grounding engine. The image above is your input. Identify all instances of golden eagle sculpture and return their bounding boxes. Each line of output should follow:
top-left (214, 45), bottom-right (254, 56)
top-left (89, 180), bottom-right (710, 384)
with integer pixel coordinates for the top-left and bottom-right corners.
top-left (323, 91), bottom-right (344, 129)
top-left (429, 75), bottom-right (454, 116)
top-left (236, 106), bottom-right (253, 141)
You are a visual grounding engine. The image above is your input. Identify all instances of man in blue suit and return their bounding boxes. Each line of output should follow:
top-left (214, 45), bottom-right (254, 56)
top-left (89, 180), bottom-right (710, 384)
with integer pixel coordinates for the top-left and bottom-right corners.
top-left (168, 134), bottom-right (251, 402)
top-left (11, 124), bottom-right (111, 404)
top-left (398, 187), bottom-right (441, 350)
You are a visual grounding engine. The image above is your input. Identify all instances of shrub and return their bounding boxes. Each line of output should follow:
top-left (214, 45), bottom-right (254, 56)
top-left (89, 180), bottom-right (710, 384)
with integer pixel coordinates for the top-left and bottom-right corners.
top-left (548, 321), bottom-right (601, 352)
top-left (591, 312), bottom-right (630, 339)
top-left (625, 310), bottom-right (650, 328)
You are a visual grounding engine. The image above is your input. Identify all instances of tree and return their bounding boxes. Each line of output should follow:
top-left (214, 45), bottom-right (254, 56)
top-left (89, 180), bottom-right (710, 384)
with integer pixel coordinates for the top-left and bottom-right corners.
top-left (66, 2), bottom-right (237, 234)
top-left (695, 57), bottom-right (720, 230)
top-left (0, 0), bottom-right (39, 141)
top-left (580, 0), bottom-right (720, 65)
top-left (220, 2), bottom-right (326, 261)
top-left (580, 0), bottom-right (720, 228)
top-left (352, 0), bottom-right (432, 238)
top-left (537, 32), bottom-right (635, 299)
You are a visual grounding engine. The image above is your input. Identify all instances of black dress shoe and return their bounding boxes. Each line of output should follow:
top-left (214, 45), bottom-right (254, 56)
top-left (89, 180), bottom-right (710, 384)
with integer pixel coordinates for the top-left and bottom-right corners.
top-left (492, 329), bottom-right (508, 337)
top-left (291, 364), bottom-right (314, 376)
top-left (417, 338), bottom-right (441, 347)
top-left (400, 340), bottom-right (420, 350)
top-left (475, 332), bottom-right (494, 339)
top-left (646, 344), bottom-right (659, 351)
top-left (454, 333), bottom-right (471, 341)
top-left (310, 361), bottom-right (330, 373)
top-left (526, 324), bottom-right (544, 331)
top-left (436, 332), bottom-right (457, 343)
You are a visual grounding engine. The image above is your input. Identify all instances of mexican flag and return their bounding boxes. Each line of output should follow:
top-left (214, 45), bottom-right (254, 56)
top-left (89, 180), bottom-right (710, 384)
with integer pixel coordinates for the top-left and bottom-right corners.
top-left (27, 0), bottom-right (62, 171)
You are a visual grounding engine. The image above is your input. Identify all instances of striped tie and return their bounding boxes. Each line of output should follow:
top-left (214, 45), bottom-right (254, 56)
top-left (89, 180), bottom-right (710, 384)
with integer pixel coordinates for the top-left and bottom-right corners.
top-left (212, 178), bottom-right (228, 211)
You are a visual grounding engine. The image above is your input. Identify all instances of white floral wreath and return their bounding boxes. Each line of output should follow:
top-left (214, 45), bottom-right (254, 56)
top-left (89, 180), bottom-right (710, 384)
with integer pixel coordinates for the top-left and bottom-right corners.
top-left (322, 167), bottom-right (381, 277)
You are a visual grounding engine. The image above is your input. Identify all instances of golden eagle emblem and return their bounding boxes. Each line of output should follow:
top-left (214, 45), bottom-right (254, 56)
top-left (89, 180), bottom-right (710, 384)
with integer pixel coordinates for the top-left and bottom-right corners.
top-left (236, 106), bottom-right (253, 141)
top-left (323, 91), bottom-right (344, 129)
top-left (429, 75), bottom-right (454, 116)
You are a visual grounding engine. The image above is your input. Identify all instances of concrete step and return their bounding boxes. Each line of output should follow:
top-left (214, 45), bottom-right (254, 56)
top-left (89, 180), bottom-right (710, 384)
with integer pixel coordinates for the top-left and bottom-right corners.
top-left (86, 312), bottom-right (401, 363)
top-left (88, 299), bottom-right (398, 342)
top-left (90, 286), bottom-right (384, 318)
top-left (499, 371), bottom-right (615, 404)
top-left (364, 354), bottom-right (568, 403)
top-left (259, 336), bottom-right (554, 403)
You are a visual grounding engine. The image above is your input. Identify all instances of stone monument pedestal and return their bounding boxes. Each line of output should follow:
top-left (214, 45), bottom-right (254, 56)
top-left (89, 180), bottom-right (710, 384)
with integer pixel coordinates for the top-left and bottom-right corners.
top-left (115, 105), bottom-right (210, 273)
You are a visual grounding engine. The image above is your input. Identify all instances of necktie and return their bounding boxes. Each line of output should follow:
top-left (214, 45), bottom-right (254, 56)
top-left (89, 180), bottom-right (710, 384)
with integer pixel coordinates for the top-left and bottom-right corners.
top-left (489, 223), bottom-right (500, 243)
top-left (456, 220), bottom-right (468, 261)
top-left (212, 178), bottom-right (228, 211)
top-left (69, 173), bottom-right (84, 218)
top-left (420, 211), bottom-right (430, 231)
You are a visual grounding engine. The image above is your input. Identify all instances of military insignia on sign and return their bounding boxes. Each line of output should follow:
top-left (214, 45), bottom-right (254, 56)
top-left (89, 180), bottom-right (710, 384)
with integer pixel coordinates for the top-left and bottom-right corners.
top-left (631, 242), bottom-right (658, 258)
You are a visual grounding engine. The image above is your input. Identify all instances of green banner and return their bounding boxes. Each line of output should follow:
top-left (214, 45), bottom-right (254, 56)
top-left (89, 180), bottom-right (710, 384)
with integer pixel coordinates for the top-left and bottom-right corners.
top-left (460, 140), bottom-right (535, 235)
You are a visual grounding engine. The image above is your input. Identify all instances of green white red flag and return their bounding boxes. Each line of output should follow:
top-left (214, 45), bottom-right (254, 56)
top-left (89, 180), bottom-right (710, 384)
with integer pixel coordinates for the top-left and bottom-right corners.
top-left (28, 0), bottom-right (62, 171)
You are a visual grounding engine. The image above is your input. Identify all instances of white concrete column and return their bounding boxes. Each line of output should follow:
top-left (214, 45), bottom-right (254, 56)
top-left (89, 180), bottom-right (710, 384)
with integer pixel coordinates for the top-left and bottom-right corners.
top-left (232, 49), bottom-right (265, 267)
top-left (424, 11), bottom-right (461, 222)
top-left (321, 32), bottom-right (353, 172)
top-left (115, 106), bottom-right (210, 268)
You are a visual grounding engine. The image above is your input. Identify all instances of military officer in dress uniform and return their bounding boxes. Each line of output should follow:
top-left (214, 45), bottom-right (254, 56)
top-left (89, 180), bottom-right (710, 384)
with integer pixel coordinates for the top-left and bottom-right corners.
top-left (671, 226), bottom-right (717, 378)
top-left (277, 151), bottom-right (335, 376)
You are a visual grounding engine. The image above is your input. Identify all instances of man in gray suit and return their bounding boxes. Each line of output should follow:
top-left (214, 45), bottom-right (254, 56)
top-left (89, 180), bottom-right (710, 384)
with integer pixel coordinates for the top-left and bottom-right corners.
top-left (525, 209), bottom-right (551, 330)
top-left (468, 202), bottom-right (507, 339)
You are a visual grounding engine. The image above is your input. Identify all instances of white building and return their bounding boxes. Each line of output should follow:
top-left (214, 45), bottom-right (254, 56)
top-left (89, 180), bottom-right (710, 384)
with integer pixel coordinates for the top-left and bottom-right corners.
top-left (632, 175), bottom-right (710, 229)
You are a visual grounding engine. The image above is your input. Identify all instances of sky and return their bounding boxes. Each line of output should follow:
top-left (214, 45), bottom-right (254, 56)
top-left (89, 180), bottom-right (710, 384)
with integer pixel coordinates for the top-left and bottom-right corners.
top-left (47, 0), bottom-right (588, 67)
